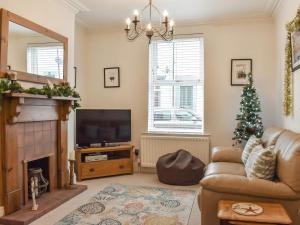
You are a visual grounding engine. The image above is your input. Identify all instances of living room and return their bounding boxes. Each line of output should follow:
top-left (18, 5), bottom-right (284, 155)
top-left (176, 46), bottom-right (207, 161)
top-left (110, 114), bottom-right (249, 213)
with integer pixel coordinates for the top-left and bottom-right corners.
top-left (0, 0), bottom-right (299, 225)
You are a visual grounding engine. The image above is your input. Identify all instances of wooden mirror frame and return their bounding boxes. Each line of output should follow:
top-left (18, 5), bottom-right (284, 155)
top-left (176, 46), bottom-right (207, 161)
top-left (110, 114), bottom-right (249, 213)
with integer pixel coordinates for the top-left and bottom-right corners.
top-left (0, 9), bottom-right (68, 84)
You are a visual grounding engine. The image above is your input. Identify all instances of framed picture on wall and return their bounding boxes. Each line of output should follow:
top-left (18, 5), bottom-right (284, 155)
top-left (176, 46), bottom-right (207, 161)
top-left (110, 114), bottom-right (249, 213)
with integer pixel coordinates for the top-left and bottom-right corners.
top-left (104, 67), bottom-right (120, 88)
top-left (291, 30), bottom-right (300, 72)
top-left (231, 59), bottom-right (252, 86)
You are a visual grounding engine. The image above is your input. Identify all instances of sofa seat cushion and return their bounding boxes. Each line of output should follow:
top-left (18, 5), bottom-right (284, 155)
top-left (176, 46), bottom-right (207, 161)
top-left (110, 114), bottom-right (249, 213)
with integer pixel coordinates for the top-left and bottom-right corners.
top-left (201, 174), bottom-right (300, 200)
top-left (205, 162), bottom-right (246, 177)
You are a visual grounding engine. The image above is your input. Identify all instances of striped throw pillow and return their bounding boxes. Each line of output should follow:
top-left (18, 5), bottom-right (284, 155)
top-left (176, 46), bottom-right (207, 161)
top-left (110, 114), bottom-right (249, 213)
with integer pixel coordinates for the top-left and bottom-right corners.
top-left (245, 145), bottom-right (276, 181)
top-left (241, 135), bottom-right (262, 164)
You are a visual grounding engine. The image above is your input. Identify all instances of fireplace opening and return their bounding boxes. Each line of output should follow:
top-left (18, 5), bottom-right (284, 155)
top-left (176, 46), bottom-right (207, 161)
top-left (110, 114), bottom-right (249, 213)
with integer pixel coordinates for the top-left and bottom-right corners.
top-left (28, 157), bottom-right (50, 198)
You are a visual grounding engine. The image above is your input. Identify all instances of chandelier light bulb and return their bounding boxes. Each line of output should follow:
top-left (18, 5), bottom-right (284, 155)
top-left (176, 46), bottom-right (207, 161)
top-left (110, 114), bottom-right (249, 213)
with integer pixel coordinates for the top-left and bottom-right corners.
top-left (126, 18), bottom-right (131, 25)
top-left (134, 9), bottom-right (139, 16)
top-left (169, 20), bottom-right (175, 27)
top-left (163, 10), bottom-right (169, 18)
top-left (147, 23), bottom-right (152, 30)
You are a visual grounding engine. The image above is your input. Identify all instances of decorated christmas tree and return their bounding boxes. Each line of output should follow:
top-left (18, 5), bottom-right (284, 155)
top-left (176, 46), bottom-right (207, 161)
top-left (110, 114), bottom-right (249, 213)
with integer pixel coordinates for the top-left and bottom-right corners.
top-left (233, 73), bottom-right (264, 143)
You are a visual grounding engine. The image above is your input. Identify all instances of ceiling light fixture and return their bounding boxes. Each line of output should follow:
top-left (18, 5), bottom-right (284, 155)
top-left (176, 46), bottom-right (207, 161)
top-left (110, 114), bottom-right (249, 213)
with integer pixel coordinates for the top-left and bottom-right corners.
top-left (124, 0), bottom-right (174, 42)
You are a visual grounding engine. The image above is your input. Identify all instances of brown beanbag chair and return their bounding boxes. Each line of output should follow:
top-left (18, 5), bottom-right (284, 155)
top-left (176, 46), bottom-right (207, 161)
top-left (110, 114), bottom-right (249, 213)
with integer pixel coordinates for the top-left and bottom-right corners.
top-left (156, 149), bottom-right (205, 185)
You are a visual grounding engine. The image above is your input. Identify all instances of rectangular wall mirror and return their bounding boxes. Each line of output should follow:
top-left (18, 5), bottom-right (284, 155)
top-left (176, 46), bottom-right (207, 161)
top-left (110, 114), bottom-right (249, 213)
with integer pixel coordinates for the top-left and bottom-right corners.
top-left (0, 9), bottom-right (68, 84)
top-left (8, 22), bottom-right (64, 79)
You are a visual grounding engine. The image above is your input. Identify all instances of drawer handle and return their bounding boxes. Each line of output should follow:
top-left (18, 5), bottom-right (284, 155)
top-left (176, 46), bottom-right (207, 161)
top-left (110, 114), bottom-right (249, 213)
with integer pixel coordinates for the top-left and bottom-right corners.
top-left (89, 168), bottom-right (95, 172)
top-left (119, 165), bottom-right (124, 169)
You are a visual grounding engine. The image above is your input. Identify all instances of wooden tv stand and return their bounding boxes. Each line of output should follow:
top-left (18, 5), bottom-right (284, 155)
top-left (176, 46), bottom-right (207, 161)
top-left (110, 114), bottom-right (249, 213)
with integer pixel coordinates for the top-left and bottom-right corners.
top-left (75, 145), bottom-right (134, 181)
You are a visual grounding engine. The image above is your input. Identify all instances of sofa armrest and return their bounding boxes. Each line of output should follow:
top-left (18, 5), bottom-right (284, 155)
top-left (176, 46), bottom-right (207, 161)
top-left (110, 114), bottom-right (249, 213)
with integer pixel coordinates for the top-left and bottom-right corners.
top-left (211, 146), bottom-right (243, 163)
top-left (200, 174), bottom-right (299, 200)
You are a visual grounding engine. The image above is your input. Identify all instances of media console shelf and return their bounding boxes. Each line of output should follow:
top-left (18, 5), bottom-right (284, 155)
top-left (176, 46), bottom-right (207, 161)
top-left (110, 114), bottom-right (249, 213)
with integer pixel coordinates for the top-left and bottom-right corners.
top-left (75, 145), bottom-right (134, 181)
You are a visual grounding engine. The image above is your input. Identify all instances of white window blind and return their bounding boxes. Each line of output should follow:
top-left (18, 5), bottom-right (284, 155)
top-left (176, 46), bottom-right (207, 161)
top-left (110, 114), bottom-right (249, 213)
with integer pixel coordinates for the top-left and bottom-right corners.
top-left (27, 43), bottom-right (64, 79)
top-left (148, 37), bottom-right (204, 133)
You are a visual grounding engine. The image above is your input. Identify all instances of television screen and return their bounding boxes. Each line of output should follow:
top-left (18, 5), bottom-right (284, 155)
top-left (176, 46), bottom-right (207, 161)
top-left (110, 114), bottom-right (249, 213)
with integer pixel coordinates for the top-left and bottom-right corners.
top-left (76, 109), bottom-right (131, 146)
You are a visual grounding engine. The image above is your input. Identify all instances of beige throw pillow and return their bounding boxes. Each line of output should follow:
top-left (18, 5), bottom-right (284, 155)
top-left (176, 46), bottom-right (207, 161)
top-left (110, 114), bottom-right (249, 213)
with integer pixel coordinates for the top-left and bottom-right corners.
top-left (245, 145), bottom-right (276, 181)
top-left (241, 135), bottom-right (262, 164)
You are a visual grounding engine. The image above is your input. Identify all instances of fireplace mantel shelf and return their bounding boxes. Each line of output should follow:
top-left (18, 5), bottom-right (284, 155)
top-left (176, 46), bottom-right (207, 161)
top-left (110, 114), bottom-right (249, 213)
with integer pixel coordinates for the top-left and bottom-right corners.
top-left (4, 92), bottom-right (80, 101)
top-left (3, 92), bottom-right (77, 124)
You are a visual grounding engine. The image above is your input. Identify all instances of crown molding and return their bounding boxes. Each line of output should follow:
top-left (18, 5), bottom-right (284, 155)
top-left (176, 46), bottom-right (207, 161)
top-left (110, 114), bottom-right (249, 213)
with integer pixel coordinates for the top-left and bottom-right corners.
top-left (61, 0), bottom-right (90, 14)
top-left (264, 0), bottom-right (281, 16)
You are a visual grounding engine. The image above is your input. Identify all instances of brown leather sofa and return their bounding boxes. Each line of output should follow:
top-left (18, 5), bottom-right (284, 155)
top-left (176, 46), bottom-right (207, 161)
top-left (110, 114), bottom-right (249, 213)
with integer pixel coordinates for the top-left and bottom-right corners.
top-left (199, 127), bottom-right (300, 225)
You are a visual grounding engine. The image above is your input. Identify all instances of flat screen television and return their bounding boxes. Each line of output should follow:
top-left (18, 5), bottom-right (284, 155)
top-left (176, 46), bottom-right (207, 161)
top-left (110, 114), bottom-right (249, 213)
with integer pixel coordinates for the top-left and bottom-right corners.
top-left (76, 109), bottom-right (131, 147)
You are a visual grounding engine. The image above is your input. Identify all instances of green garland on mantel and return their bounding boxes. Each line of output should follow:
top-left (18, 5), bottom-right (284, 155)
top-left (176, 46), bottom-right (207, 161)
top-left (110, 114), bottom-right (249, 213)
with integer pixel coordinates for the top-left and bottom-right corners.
top-left (0, 79), bottom-right (81, 110)
top-left (284, 7), bottom-right (300, 116)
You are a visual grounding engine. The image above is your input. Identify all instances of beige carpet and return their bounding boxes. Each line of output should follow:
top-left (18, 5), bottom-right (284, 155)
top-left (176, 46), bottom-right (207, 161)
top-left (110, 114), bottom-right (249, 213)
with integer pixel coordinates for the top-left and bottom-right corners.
top-left (30, 173), bottom-right (201, 225)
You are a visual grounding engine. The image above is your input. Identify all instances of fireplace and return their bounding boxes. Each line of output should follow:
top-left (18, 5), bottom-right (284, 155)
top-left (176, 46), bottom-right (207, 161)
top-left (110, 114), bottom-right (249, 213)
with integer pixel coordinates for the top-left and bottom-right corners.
top-left (0, 93), bottom-right (87, 225)
top-left (27, 156), bottom-right (51, 200)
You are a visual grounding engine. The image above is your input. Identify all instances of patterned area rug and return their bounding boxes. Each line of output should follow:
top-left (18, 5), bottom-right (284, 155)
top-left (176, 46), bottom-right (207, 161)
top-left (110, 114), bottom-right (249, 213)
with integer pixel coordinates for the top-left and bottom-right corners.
top-left (55, 184), bottom-right (196, 225)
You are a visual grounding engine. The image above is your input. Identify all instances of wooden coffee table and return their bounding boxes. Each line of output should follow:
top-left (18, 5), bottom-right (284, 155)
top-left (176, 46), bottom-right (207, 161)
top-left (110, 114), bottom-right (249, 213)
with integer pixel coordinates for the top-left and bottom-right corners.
top-left (218, 200), bottom-right (292, 225)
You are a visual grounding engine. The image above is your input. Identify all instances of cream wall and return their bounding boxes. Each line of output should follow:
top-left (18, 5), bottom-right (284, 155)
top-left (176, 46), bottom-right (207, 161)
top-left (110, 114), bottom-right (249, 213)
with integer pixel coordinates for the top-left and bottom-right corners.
top-left (76, 20), bottom-right (276, 148)
top-left (0, 0), bottom-right (77, 152)
top-left (274, 0), bottom-right (300, 132)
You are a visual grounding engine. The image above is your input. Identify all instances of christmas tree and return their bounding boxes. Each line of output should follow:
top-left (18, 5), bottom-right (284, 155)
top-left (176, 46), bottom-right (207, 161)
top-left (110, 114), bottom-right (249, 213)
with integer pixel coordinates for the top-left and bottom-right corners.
top-left (233, 73), bottom-right (263, 143)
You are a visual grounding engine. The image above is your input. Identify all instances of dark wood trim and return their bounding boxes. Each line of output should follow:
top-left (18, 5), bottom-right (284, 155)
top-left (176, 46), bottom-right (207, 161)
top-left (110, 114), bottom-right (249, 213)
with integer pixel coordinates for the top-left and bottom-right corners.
top-left (0, 9), bottom-right (9, 72)
top-left (0, 8), bottom-right (68, 84)
top-left (231, 59), bottom-right (253, 86)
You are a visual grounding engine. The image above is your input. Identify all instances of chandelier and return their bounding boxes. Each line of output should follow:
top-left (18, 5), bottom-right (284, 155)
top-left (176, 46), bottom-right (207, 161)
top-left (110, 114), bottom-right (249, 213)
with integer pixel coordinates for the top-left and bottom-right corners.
top-left (124, 0), bottom-right (174, 42)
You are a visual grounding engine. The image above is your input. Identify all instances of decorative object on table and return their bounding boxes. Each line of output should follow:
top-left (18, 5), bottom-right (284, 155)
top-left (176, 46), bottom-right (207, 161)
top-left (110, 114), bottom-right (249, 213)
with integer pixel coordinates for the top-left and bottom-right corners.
top-left (68, 159), bottom-right (77, 189)
top-left (284, 7), bottom-right (300, 116)
top-left (28, 168), bottom-right (49, 198)
top-left (232, 73), bottom-right (263, 144)
top-left (55, 183), bottom-right (196, 225)
top-left (0, 78), bottom-right (81, 110)
top-left (218, 200), bottom-right (292, 225)
top-left (232, 202), bottom-right (263, 216)
top-left (231, 59), bottom-right (252, 86)
top-left (124, 0), bottom-right (174, 42)
top-left (30, 177), bottom-right (38, 211)
top-left (104, 67), bottom-right (120, 88)
top-left (156, 149), bottom-right (205, 185)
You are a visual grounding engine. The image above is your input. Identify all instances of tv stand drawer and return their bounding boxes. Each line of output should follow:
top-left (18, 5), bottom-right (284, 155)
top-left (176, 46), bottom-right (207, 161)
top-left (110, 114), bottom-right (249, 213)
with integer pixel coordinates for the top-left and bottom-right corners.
top-left (80, 159), bottom-right (133, 179)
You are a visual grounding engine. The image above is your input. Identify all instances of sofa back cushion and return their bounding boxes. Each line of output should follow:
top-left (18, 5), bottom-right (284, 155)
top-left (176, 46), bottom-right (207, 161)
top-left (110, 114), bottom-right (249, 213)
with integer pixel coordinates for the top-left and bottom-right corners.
top-left (262, 127), bottom-right (285, 147)
top-left (275, 130), bottom-right (300, 192)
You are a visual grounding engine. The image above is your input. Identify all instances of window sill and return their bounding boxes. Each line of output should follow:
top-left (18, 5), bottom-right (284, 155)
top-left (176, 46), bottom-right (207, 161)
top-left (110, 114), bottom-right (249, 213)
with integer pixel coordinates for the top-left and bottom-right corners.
top-left (143, 131), bottom-right (211, 137)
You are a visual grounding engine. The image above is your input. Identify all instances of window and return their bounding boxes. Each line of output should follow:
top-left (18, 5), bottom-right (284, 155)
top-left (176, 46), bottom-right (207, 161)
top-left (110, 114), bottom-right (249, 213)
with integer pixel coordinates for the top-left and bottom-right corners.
top-left (27, 43), bottom-right (64, 79)
top-left (148, 37), bottom-right (204, 133)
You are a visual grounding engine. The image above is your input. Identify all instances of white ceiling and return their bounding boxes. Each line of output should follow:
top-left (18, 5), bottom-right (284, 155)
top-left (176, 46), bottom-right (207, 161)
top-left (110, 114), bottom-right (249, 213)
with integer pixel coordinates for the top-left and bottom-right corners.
top-left (72, 0), bottom-right (280, 30)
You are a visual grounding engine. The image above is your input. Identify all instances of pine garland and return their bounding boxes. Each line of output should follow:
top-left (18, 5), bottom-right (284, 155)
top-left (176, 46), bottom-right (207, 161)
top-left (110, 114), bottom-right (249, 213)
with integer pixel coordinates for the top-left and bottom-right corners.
top-left (233, 73), bottom-right (264, 144)
top-left (283, 7), bottom-right (300, 116)
top-left (0, 79), bottom-right (81, 110)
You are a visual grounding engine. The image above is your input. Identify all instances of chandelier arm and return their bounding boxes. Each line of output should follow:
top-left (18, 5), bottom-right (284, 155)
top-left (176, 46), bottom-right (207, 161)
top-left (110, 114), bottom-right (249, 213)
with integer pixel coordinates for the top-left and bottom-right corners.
top-left (153, 27), bottom-right (173, 41)
top-left (127, 28), bottom-right (145, 41)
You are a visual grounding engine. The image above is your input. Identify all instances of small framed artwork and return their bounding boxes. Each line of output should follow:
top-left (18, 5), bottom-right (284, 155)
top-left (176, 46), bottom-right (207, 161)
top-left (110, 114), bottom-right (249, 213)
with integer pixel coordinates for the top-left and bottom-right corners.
top-left (291, 30), bottom-right (300, 72)
top-left (231, 59), bottom-right (252, 86)
top-left (104, 67), bottom-right (120, 88)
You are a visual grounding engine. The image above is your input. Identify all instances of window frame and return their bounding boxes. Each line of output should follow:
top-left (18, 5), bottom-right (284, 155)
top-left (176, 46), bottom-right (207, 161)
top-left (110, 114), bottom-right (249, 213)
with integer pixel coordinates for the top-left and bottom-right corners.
top-left (147, 35), bottom-right (205, 134)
